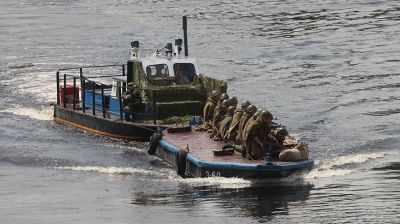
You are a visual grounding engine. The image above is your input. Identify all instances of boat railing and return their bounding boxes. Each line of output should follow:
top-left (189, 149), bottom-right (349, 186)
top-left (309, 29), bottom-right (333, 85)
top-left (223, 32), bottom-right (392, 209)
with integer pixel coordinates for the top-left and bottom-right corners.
top-left (56, 65), bottom-right (159, 124)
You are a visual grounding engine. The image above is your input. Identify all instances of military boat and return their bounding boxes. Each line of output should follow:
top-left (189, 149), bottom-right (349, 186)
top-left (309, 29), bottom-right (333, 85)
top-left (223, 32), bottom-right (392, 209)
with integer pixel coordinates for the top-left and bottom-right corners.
top-left (53, 16), bottom-right (226, 141)
top-left (148, 128), bottom-right (314, 178)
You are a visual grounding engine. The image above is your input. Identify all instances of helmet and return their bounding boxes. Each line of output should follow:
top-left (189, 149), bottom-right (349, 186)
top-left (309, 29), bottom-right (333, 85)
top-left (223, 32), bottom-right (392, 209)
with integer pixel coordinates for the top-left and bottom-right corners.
top-left (241, 100), bottom-right (250, 109)
top-left (247, 104), bottom-right (257, 114)
top-left (220, 93), bottom-right (229, 101)
top-left (210, 90), bottom-right (219, 98)
top-left (227, 106), bottom-right (236, 114)
top-left (228, 96), bottom-right (238, 107)
top-left (221, 99), bottom-right (230, 108)
top-left (127, 82), bottom-right (136, 89)
top-left (122, 106), bottom-right (130, 113)
top-left (275, 128), bottom-right (288, 138)
top-left (260, 110), bottom-right (273, 119)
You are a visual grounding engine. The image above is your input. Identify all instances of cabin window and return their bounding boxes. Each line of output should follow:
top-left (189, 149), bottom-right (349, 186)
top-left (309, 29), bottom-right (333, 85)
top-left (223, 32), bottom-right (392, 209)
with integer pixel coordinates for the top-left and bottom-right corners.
top-left (173, 63), bottom-right (196, 84)
top-left (146, 64), bottom-right (170, 79)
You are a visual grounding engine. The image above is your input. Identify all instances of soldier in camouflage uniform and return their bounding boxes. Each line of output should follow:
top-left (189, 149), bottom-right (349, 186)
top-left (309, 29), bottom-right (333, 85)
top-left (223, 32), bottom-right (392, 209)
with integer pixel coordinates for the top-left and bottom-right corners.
top-left (210, 93), bottom-right (229, 136)
top-left (236, 105), bottom-right (257, 144)
top-left (212, 98), bottom-right (230, 141)
top-left (202, 90), bottom-right (220, 129)
top-left (241, 109), bottom-right (262, 156)
top-left (242, 110), bottom-right (274, 160)
top-left (225, 100), bottom-right (250, 142)
top-left (232, 104), bottom-right (257, 156)
top-left (219, 105), bottom-right (236, 142)
top-left (122, 83), bottom-right (141, 122)
top-left (270, 127), bottom-right (289, 157)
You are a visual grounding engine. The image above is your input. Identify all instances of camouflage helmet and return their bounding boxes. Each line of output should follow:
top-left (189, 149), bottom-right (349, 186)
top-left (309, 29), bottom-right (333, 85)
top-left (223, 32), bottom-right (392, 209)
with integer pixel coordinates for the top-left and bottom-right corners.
top-left (228, 96), bottom-right (238, 107)
top-left (221, 99), bottom-right (230, 108)
top-left (210, 90), bottom-right (219, 98)
top-left (260, 110), bottom-right (273, 119)
top-left (227, 105), bottom-right (236, 114)
top-left (220, 93), bottom-right (229, 101)
top-left (241, 100), bottom-right (251, 109)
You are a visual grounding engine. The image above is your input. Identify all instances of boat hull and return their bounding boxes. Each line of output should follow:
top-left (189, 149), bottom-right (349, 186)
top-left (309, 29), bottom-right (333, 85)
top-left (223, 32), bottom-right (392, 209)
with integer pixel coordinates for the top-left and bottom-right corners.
top-left (157, 139), bottom-right (314, 178)
top-left (54, 106), bottom-right (158, 141)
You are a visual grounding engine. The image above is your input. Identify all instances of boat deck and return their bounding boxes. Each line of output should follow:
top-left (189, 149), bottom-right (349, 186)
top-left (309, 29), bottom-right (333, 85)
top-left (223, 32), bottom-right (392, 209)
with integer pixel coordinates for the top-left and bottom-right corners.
top-left (162, 128), bottom-right (291, 165)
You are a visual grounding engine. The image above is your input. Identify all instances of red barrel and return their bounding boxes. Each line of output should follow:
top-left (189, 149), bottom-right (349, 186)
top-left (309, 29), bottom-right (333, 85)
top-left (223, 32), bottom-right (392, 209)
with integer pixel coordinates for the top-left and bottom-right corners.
top-left (60, 85), bottom-right (80, 105)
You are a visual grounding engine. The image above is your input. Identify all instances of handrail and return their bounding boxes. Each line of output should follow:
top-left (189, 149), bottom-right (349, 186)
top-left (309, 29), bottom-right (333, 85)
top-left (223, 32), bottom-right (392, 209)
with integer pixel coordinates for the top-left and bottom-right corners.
top-left (56, 69), bottom-right (157, 123)
top-left (57, 64), bottom-right (124, 72)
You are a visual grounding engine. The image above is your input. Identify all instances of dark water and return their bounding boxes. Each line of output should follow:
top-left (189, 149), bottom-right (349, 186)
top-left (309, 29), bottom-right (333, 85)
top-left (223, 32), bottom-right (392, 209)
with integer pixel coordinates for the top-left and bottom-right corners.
top-left (1, 0), bottom-right (400, 223)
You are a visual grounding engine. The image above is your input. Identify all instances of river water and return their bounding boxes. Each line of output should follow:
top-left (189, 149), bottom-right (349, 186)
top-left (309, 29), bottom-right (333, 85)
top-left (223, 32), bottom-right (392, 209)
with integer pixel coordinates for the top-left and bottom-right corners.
top-left (1, 0), bottom-right (400, 223)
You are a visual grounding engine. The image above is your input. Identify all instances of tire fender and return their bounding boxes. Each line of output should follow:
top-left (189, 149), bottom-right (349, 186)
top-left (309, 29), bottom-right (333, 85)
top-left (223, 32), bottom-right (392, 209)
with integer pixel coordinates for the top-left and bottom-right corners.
top-left (176, 149), bottom-right (187, 177)
top-left (147, 132), bottom-right (162, 155)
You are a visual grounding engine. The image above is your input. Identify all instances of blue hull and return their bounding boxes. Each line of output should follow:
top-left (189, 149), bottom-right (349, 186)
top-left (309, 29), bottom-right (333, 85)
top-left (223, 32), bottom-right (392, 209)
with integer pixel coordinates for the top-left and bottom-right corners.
top-left (157, 139), bottom-right (314, 178)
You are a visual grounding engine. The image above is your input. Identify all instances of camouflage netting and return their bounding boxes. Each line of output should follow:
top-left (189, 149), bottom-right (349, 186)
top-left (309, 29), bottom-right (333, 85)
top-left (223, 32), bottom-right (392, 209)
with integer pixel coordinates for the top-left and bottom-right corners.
top-left (129, 61), bottom-right (227, 119)
top-left (198, 74), bottom-right (227, 96)
top-left (150, 85), bottom-right (206, 102)
top-left (156, 101), bottom-right (204, 119)
top-left (158, 115), bottom-right (191, 125)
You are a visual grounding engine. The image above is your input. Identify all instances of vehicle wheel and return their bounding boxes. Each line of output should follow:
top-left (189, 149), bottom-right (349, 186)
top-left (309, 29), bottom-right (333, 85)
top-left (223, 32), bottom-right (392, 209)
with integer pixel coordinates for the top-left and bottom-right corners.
top-left (147, 132), bottom-right (161, 155)
top-left (176, 149), bottom-right (187, 177)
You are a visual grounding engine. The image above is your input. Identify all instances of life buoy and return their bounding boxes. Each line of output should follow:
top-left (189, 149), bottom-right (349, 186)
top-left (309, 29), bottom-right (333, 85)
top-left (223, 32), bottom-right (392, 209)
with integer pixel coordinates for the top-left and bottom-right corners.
top-left (147, 132), bottom-right (161, 155)
top-left (176, 149), bottom-right (187, 177)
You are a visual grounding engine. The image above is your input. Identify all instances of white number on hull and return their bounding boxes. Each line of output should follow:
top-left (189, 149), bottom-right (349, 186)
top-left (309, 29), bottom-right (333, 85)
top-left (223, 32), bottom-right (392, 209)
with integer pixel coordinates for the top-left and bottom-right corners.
top-left (205, 171), bottom-right (221, 177)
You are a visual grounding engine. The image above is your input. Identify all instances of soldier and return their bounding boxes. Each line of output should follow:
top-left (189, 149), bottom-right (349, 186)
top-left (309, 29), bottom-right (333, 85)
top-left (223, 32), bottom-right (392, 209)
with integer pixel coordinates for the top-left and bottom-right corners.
top-left (122, 83), bottom-right (141, 122)
top-left (212, 98), bottom-right (230, 141)
top-left (233, 104), bottom-right (257, 156)
top-left (243, 110), bottom-right (274, 160)
top-left (236, 104), bottom-right (257, 144)
top-left (270, 127), bottom-right (289, 157)
top-left (203, 90), bottom-right (220, 129)
top-left (219, 106), bottom-right (236, 142)
top-left (225, 100), bottom-right (250, 142)
top-left (210, 93), bottom-right (229, 134)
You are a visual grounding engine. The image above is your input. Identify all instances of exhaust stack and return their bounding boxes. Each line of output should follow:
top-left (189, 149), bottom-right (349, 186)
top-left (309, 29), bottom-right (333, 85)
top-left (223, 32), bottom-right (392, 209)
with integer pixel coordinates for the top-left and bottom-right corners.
top-left (183, 16), bottom-right (188, 57)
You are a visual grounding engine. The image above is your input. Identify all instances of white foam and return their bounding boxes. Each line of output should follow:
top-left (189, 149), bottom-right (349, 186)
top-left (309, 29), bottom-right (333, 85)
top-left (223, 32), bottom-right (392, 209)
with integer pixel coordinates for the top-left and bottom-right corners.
top-left (304, 151), bottom-right (399, 179)
top-left (0, 106), bottom-right (53, 121)
top-left (0, 71), bottom-right (57, 102)
top-left (317, 151), bottom-right (397, 170)
top-left (55, 165), bottom-right (175, 178)
top-left (304, 168), bottom-right (352, 179)
top-left (178, 176), bottom-right (252, 188)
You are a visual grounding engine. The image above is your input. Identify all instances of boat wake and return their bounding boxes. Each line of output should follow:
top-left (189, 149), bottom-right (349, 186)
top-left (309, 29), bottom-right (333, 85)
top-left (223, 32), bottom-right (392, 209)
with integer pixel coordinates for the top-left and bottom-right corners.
top-left (179, 176), bottom-right (253, 188)
top-left (53, 152), bottom-right (399, 188)
top-left (304, 151), bottom-right (399, 179)
top-left (0, 106), bottom-right (53, 121)
top-left (54, 165), bottom-right (177, 179)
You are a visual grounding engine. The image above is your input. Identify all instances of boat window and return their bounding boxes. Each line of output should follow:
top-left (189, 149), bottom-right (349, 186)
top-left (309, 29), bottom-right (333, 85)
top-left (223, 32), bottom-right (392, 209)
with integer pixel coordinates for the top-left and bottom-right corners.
top-left (173, 63), bottom-right (196, 84)
top-left (146, 64), bottom-right (170, 79)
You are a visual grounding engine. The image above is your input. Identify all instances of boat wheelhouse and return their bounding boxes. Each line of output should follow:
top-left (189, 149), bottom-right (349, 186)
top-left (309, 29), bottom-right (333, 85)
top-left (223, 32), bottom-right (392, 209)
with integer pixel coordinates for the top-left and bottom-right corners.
top-left (54, 16), bottom-right (226, 141)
